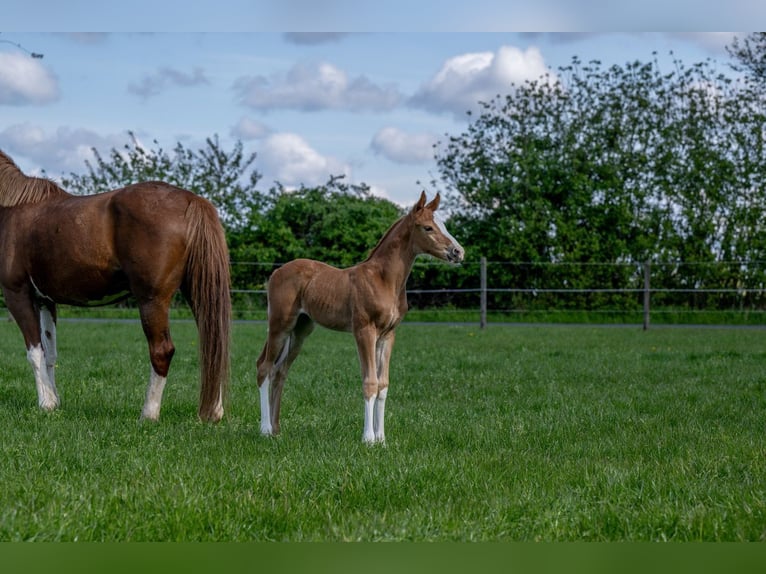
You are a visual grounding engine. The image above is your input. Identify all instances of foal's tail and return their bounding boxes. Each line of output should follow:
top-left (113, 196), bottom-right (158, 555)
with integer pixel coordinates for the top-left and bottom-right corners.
top-left (184, 198), bottom-right (232, 422)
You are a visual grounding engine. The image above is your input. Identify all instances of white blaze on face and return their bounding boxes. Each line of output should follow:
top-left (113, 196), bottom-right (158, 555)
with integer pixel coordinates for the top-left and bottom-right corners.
top-left (434, 215), bottom-right (464, 257)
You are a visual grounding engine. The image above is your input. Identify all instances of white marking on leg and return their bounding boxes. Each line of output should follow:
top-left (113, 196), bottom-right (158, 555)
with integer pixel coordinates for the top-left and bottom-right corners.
top-left (275, 337), bottom-right (290, 368)
top-left (141, 367), bottom-right (166, 421)
top-left (363, 395), bottom-right (376, 443)
top-left (374, 387), bottom-right (388, 443)
top-left (40, 307), bottom-right (57, 387)
top-left (260, 376), bottom-right (273, 435)
top-left (213, 388), bottom-right (224, 422)
top-left (27, 344), bottom-right (59, 410)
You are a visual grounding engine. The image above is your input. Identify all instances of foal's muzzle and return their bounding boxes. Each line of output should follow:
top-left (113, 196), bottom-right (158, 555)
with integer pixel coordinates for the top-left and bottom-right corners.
top-left (446, 245), bottom-right (465, 263)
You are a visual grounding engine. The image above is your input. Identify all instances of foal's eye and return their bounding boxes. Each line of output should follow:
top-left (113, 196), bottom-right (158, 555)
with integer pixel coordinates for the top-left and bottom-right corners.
top-left (423, 226), bottom-right (434, 232)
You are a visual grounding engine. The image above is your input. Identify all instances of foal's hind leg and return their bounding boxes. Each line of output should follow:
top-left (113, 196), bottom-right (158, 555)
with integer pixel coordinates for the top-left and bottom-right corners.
top-left (256, 331), bottom-right (286, 436)
top-left (256, 313), bottom-right (313, 436)
top-left (269, 314), bottom-right (314, 434)
top-left (137, 299), bottom-right (176, 421)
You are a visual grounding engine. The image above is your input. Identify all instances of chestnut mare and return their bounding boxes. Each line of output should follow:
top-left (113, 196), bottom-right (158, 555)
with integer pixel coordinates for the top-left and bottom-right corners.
top-left (256, 191), bottom-right (464, 443)
top-left (0, 150), bottom-right (231, 422)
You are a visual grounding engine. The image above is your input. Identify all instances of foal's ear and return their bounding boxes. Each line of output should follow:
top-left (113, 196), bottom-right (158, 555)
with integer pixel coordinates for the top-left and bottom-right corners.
top-left (412, 190), bottom-right (427, 213)
top-left (426, 193), bottom-right (441, 212)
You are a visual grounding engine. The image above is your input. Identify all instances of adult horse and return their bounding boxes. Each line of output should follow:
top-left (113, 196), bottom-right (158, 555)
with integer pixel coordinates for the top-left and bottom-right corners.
top-left (256, 191), bottom-right (464, 443)
top-left (0, 150), bottom-right (230, 422)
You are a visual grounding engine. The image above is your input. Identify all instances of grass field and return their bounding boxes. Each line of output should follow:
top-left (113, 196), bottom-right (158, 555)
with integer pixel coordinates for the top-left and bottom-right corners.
top-left (0, 318), bottom-right (764, 541)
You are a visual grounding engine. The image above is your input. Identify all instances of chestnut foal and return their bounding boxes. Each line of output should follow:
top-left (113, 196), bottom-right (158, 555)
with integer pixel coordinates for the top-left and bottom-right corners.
top-left (256, 191), bottom-right (464, 443)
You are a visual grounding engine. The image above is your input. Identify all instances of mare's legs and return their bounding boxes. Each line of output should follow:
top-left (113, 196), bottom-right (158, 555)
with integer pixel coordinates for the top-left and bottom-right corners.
top-left (373, 330), bottom-right (395, 443)
top-left (3, 289), bottom-right (60, 410)
top-left (40, 303), bottom-right (58, 390)
top-left (137, 298), bottom-right (175, 421)
top-left (355, 325), bottom-right (380, 443)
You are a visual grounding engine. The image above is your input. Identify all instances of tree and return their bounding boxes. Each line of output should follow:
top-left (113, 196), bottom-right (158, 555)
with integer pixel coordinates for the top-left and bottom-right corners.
top-left (60, 132), bottom-right (264, 231)
top-left (227, 176), bottom-right (403, 293)
top-left (727, 32), bottom-right (766, 85)
top-left (434, 54), bottom-right (766, 312)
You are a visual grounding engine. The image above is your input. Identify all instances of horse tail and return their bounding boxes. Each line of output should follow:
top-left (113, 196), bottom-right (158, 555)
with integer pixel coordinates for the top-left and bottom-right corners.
top-left (183, 197), bottom-right (232, 422)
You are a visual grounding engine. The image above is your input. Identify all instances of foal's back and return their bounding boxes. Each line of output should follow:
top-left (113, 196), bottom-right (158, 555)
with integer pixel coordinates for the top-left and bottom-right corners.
top-left (268, 258), bottom-right (355, 332)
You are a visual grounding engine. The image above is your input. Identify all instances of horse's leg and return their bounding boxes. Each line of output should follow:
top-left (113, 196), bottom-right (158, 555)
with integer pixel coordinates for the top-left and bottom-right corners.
top-left (374, 330), bottom-right (395, 443)
top-left (256, 293), bottom-right (303, 436)
top-left (269, 314), bottom-right (315, 435)
top-left (137, 299), bottom-right (175, 421)
top-left (40, 302), bottom-right (58, 390)
top-left (354, 325), bottom-right (379, 443)
top-left (256, 330), bottom-right (289, 436)
top-left (3, 290), bottom-right (59, 410)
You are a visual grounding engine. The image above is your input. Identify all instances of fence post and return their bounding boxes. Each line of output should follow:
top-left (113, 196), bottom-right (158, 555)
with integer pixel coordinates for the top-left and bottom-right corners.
top-left (643, 261), bottom-right (651, 331)
top-left (480, 256), bottom-right (487, 329)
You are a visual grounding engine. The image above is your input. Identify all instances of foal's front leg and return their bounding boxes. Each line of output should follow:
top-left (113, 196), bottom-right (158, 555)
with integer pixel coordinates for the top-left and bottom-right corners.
top-left (374, 330), bottom-right (395, 443)
top-left (355, 326), bottom-right (380, 444)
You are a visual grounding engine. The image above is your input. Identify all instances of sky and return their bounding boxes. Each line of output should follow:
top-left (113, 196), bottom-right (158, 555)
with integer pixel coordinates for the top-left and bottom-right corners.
top-left (0, 2), bottom-right (761, 206)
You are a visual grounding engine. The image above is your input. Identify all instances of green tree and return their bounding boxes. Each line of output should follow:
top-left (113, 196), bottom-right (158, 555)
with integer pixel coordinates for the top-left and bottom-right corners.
top-left (227, 176), bottom-right (403, 293)
top-left (435, 53), bottom-right (766, 312)
top-left (727, 32), bottom-right (766, 85)
top-left (60, 132), bottom-right (264, 231)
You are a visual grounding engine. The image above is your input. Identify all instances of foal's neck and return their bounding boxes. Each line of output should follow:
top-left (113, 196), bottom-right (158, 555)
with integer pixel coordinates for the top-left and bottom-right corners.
top-left (364, 219), bottom-right (417, 291)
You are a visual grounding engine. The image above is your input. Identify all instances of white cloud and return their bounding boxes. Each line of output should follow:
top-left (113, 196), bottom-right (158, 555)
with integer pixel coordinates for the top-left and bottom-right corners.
top-left (669, 32), bottom-right (737, 54)
top-left (128, 66), bottom-right (210, 99)
top-left (0, 123), bottom-right (128, 175)
top-left (410, 45), bottom-right (553, 117)
top-left (0, 52), bottom-right (59, 105)
top-left (230, 116), bottom-right (271, 140)
top-left (370, 127), bottom-right (437, 165)
top-left (258, 132), bottom-right (349, 187)
top-left (233, 60), bottom-right (401, 112)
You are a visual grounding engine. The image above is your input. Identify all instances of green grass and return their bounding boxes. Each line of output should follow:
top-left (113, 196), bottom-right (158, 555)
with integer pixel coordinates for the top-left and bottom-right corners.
top-left (0, 318), bottom-right (765, 541)
top-left (41, 301), bottom-right (766, 326)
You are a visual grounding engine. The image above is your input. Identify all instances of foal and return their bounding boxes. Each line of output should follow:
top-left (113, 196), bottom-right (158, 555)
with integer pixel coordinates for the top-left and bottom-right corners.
top-left (256, 191), bottom-right (464, 443)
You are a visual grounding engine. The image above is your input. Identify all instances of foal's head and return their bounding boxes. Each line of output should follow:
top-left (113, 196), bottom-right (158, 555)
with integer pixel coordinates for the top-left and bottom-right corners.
top-left (409, 191), bottom-right (465, 263)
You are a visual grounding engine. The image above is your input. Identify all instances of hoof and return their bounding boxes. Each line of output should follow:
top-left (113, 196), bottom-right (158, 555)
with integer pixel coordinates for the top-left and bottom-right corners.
top-left (39, 399), bottom-right (59, 412)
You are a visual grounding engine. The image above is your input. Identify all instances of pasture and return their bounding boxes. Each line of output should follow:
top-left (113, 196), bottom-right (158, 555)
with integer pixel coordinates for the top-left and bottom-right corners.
top-left (0, 318), bottom-right (764, 541)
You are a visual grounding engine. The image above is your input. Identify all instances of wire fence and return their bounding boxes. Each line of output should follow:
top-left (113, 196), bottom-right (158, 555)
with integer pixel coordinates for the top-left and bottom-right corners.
top-left (5, 259), bottom-right (766, 327)
top-left (226, 258), bottom-right (766, 328)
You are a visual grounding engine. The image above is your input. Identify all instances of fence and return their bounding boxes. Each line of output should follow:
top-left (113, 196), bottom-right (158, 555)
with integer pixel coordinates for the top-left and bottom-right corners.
top-left (3, 259), bottom-right (764, 327)
top-left (227, 258), bottom-right (766, 328)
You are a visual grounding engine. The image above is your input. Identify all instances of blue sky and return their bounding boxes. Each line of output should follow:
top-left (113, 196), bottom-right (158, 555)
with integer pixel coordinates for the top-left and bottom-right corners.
top-left (0, 2), bottom-right (760, 206)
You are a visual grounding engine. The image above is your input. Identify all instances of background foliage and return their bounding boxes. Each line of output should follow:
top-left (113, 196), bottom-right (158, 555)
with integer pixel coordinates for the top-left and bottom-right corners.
top-left (17, 34), bottom-right (764, 320)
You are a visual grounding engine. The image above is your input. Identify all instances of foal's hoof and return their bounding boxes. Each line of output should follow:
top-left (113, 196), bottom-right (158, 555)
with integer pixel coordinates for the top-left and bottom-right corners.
top-left (38, 397), bottom-right (60, 411)
top-left (363, 434), bottom-right (386, 446)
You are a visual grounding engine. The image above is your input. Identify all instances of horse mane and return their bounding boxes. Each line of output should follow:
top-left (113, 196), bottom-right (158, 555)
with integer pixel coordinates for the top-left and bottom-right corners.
top-left (0, 150), bottom-right (69, 207)
top-left (363, 211), bottom-right (411, 262)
